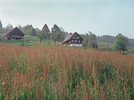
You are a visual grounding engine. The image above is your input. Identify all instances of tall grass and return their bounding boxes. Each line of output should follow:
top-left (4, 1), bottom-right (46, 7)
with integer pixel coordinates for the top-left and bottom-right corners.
top-left (0, 44), bottom-right (133, 100)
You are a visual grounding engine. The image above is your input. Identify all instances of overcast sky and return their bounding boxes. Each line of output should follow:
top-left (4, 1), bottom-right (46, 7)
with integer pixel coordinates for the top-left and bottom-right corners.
top-left (0, 0), bottom-right (134, 38)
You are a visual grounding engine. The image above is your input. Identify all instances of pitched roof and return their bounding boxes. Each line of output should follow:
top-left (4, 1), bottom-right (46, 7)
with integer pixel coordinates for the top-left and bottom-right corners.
top-left (62, 33), bottom-right (73, 43)
top-left (8, 27), bottom-right (24, 35)
top-left (62, 32), bottom-right (83, 44)
top-left (1, 27), bottom-right (24, 39)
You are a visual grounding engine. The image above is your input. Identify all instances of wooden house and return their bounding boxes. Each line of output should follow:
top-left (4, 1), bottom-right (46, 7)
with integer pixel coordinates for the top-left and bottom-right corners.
top-left (62, 32), bottom-right (83, 47)
top-left (2, 27), bottom-right (24, 40)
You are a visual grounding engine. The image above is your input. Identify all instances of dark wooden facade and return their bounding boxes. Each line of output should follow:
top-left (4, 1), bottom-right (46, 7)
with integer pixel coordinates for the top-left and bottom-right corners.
top-left (2, 27), bottom-right (24, 40)
top-left (62, 32), bottom-right (83, 47)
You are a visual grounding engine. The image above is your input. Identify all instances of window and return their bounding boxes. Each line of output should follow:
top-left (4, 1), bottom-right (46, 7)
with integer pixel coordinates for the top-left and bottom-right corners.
top-left (78, 40), bottom-right (81, 43)
top-left (72, 36), bottom-right (76, 39)
top-left (77, 36), bottom-right (79, 39)
top-left (74, 34), bottom-right (77, 36)
top-left (71, 40), bottom-right (74, 43)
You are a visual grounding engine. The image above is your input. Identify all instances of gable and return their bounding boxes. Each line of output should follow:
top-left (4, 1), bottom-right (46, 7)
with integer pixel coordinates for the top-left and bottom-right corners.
top-left (63, 32), bottom-right (83, 44)
top-left (8, 27), bottom-right (24, 36)
top-left (1, 27), bottom-right (24, 40)
top-left (70, 33), bottom-right (83, 41)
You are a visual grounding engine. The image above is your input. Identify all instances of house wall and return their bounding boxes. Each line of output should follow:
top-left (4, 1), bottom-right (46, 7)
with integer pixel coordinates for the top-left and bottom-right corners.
top-left (63, 32), bottom-right (83, 47)
top-left (69, 44), bottom-right (82, 47)
top-left (70, 34), bottom-right (83, 44)
top-left (7, 35), bottom-right (24, 40)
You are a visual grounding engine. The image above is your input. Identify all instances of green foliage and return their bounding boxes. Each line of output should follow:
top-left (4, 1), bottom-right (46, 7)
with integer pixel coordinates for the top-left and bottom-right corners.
top-left (97, 63), bottom-right (116, 84)
top-left (0, 34), bottom-right (62, 47)
top-left (51, 24), bottom-right (61, 33)
top-left (125, 48), bottom-right (134, 55)
top-left (83, 31), bottom-right (98, 48)
top-left (0, 85), bottom-right (4, 100)
top-left (115, 40), bottom-right (126, 51)
top-left (66, 64), bottom-right (85, 99)
top-left (114, 33), bottom-right (128, 51)
top-left (33, 24), bottom-right (67, 44)
top-left (31, 28), bottom-right (36, 36)
top-left (31, 88), bottom-right (36, 100)
top-left (23, 34), bottom-right (40, 46)
top-left (51, 32), bottom-right (66, 42)
top-left (41, 24), bottom-right (50, 40)
top-left (22, 25), bottom-right (36, 35)
top-left (51, 24), bottom-right (62, 43)
top-left (17, 90), bottom-right (29, 100)
top-left (51, 24), bottom-right (67, 43)
top-left (0, 39), bottom-right (24, 46)
top-left (49, 63), bottom-right (58, 83)
top-left (43, 81), bottom-right (59, 100)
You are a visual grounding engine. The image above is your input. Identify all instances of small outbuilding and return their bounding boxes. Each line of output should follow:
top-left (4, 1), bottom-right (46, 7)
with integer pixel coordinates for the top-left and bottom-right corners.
top-left (2, 27), bottom-right (24, 40)
top-left (62, 32), bottom-right (83, 47)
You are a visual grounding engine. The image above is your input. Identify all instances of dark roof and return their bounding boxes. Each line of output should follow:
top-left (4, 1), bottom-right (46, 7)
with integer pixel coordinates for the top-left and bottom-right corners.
top-left (2, 27), bottom-right (24, 38)
top-left (62, 32), bottom-right (83, 44)
top-left (8, 27), bottom-right (24, 35)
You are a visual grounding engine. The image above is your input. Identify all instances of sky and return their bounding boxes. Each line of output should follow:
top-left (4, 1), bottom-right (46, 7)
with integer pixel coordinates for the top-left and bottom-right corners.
top-left (0, 0), bottom-right (134, 38)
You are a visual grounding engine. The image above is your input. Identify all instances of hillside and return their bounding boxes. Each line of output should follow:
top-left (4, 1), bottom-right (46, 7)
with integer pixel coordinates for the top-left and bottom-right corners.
top-left (98, 35), bottom-right (134, 48)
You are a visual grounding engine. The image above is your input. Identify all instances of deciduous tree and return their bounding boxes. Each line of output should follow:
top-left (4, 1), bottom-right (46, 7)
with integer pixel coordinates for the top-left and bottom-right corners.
top-left (114, 33), bottom-right (128, 51)
top-left (51, 24), bottom-right (62, 44)
top-left (83, 31), bottom-right (98, 48)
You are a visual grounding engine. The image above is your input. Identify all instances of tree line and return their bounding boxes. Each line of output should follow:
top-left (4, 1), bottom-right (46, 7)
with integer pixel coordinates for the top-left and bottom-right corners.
top-left (0, 20), bottom-right (67, 43)
top-left (0, 20), bottom-right (129, 51)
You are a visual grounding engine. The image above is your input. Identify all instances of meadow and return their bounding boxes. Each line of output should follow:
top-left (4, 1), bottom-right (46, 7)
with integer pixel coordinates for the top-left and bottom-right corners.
top-left (0, 44), bottom-right (134, 100)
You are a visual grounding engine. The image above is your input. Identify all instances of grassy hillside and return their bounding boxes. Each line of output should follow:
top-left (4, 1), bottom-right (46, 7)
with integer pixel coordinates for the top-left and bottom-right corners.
top-left (0, 44), bottom-right (133, 99)
top-left (0, 35), bottom-right (57, 47)
top-left (98, 35), bottom-right (134, 48)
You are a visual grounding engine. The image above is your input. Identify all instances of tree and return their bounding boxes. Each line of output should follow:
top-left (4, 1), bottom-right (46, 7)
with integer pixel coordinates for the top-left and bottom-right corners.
top-left (0, 20), bottom-right (2, 28)
top-left (83, 31), bottom-right (98, 48)
top-left (51, 24), bottom-right (61, 33)
top-left (17, 25), bottom-right (23, 31)
top-left (3, 24), bottom-right (13, 33)
top-left (38, 30), bottom-right (45, 43)
top-left (83, 34), bottom-right (89, 47)
top-left (36, 27), bottom-right (46, 43)
top-left (42, 24), bottom-right (50, 33)
top-left (23, 25), bottom-right (36, 35)
top-left (88, 31), bottom-right (98, 48)
top-left (51, 24), bottom-right (62, 44)
top-left (35, 28), bottom-right (44, 43)
top-left (0, 20), bottom-right (3, 33)
top-left (42, 24), bottom-right (50, 39)
top-left (32, 28), bottom-right (36, 35)
top-left (114, 33), bottom-right (128, 51)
